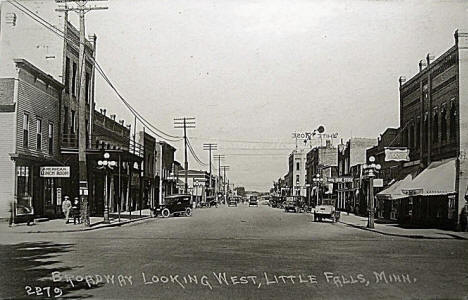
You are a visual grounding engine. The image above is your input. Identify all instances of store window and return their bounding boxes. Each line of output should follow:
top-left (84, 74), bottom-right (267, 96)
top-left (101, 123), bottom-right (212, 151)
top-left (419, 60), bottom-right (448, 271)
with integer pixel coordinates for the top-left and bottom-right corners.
top-left (16, 166), bottom-right (33, 216)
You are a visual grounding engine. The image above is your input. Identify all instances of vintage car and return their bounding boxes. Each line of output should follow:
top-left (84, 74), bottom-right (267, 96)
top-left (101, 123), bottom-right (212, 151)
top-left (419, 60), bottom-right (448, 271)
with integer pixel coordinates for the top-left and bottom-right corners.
top-left (313, 199), bottom-right (340, 222)
top-left (249, 196), bottom-right (258, 207)
top-left (155, 194), bottom-right (193, 218)
top-left (228, 197), bottom-right (238, 207)
top-left (284, 196), bottom-right (305, 213)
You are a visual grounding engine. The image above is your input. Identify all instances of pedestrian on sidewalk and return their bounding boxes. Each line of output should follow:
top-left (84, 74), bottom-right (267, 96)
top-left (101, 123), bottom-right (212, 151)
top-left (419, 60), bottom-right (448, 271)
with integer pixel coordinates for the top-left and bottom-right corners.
top-left (72, 197), bottom-right (81, 225)
top-left (346, 200), bottom-right (350, 216)
top-left (62, 196), bottom-right (72, 224)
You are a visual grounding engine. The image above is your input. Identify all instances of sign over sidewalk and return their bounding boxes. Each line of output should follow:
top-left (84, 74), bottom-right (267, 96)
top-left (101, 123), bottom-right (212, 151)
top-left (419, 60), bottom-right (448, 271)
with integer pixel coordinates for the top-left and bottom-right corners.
top-left (40, 166), bottom-right (70, 178)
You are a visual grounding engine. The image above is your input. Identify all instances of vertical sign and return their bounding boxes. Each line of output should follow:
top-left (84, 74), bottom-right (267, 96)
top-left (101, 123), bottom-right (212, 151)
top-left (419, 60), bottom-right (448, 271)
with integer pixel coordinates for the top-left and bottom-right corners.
top-left (56, 188), bottom-right (62, 205)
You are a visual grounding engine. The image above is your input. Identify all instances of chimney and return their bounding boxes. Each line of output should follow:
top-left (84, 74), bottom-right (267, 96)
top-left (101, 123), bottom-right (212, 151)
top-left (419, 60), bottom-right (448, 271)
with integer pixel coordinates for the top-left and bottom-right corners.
top-left (426, 53), bottom-right (435, 66)
top-left (102, 109), bottom-right (106, 116)
top-left (399, 76), bottom-right (406, 87)
top-left (419, 59), bottom-right (427, 72)
top-left (110, 114), bottom-right (116, 121)
top-left (119, 119), bottom-right (125, 126)
top-left (126, 124), bottom-right (131, 130)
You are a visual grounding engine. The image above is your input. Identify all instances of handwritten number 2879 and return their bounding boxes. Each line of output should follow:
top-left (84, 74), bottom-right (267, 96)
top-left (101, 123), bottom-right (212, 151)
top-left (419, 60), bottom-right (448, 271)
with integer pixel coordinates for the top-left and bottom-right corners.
top-left (25, 286), bottom-right (63, 298)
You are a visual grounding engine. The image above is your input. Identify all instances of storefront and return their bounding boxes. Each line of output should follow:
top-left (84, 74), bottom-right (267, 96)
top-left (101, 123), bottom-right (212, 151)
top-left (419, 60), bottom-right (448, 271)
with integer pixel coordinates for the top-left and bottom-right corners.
top-left (13, 158), bottom-right (69, 223)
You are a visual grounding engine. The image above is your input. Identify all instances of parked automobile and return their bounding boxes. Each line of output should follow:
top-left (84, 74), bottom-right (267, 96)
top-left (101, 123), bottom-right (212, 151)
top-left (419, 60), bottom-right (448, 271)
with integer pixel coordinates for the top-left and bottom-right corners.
top-left (154, 194), bottom-right (193, 218)
top-left (228, 197), bottom-right (238, 207)
top-left (313, 199), bottom-right (340, 223)
top-left (249, 196), bottom-right (258, 207)
top-left (284, 196), bottom-right (301, 213)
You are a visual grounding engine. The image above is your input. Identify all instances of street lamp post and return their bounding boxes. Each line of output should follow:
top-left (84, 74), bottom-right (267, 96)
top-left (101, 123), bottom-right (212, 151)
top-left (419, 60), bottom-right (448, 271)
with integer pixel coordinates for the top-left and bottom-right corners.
top-left (98, 152), bottom-right (117, 224)
top-left (313, 174), bottom-right (324, 206)
top-left (363, 156), bottom-right (381, 229)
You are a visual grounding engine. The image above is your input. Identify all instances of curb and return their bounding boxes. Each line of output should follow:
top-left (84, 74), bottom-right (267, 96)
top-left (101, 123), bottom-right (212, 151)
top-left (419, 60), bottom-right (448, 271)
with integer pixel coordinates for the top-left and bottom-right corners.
top-left (3, 216), bottom-right (154, 234)
top-left (339, 221), bottom-right (468, 240)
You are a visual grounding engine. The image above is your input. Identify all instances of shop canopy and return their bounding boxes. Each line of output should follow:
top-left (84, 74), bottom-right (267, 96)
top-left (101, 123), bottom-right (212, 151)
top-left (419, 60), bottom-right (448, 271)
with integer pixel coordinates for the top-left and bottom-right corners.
top-left (377, 175), bottom-right (413, 200)
top-left (400, 158), bottom-right (457, 196)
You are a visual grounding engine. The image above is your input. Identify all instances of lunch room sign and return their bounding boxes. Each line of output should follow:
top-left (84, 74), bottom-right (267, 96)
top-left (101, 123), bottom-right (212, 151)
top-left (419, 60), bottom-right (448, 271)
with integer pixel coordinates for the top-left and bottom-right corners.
top-left (40, 166), bottom-right (70, 178)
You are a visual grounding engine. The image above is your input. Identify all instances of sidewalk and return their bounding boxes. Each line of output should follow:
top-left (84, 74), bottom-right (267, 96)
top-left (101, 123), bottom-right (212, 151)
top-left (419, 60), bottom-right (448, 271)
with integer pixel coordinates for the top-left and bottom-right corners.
top-left (339, 213), bottom-right (468, 240)
top-left (1, 209), bottom-right (153, 234)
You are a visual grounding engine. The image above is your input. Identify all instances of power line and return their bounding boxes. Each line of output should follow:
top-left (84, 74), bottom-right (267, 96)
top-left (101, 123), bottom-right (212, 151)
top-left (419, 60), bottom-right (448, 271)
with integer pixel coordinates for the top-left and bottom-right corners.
top-left (8, 0), bottom-right (182, 143)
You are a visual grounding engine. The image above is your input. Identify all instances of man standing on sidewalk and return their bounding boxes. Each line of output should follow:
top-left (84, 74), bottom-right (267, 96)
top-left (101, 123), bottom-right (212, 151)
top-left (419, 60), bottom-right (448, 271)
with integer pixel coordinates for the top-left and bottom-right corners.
top-left (62, 196), bottom-right (72, 224)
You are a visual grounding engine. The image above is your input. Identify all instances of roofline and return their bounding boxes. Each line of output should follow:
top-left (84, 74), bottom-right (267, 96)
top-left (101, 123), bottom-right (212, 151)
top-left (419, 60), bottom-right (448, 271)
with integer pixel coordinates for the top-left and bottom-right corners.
top-left (13, 59), bottom-right (64, 89)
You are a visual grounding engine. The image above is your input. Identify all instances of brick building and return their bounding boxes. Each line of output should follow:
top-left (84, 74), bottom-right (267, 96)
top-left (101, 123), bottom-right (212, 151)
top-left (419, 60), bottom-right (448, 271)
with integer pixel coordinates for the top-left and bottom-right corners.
top-left (305, 141), bottom-right (338, 206)
top-left (286, 148), bottom-right (307, 197)
top-left (391, 30), bottom-right (468, 229)
top-left (0, 59), bottom-right (63, 221)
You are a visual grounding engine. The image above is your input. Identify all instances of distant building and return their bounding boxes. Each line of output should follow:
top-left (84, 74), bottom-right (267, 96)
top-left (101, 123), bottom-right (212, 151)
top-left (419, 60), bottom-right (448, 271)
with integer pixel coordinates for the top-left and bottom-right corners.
top-left (286, 148), bottom-right (307, 197)
top-left (305, 141), bottom-right (338, 206)
top-left (336, 137), bottom-right (377, 213)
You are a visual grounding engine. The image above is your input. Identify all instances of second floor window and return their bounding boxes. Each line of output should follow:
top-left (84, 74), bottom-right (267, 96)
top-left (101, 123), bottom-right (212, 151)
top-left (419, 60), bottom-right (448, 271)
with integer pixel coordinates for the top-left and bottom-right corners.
top-left (432, 112), bottom-right (439, 143)
top-left (36, 119), bottom-right (42, 150)
top-left (48, 123), bottom-right (53, 155)
top-left (63, 106), bottom-right (69, 134)
top-left (65, 57), bottom-right (70, 93)
top-left (23, 113), bottom-right (29, 148)
top-left (71, 110), bottom-right (76, 134)
top-left (85, 72), bottom-right (90, 104)
top-left (72, 62), bottom-right (77, 96)
top-left (296, 162), bottom-right (300, 171)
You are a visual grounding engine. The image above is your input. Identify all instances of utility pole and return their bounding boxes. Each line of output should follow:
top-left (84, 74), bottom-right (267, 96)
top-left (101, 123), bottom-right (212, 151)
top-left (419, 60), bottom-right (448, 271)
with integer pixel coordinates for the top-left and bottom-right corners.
top-left (214, 154), bottom-right (225, 201)
top-left (203, 143), bottom-right (217, 195)
top-left (174, 117), bottom-right (196, 194)
top-left (220, 165), bottom-right (230, 203)
top-left (56, 0), bottom-right (107, 227)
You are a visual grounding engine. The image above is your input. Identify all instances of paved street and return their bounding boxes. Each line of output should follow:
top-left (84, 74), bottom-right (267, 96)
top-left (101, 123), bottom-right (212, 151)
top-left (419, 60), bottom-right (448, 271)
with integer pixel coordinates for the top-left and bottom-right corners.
top-left (1, 204), bottom-right (467, 300)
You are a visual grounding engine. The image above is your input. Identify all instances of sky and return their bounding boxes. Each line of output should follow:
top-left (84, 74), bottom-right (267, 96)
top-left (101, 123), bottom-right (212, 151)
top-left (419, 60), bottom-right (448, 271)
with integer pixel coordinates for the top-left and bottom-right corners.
top-left (43, 0), bottom-right (468, 191)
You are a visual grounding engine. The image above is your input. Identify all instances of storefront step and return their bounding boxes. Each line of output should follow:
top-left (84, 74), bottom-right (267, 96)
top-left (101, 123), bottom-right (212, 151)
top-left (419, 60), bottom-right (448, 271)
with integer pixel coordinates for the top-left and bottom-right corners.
top-left (34, 218), bottom-right (49, 223)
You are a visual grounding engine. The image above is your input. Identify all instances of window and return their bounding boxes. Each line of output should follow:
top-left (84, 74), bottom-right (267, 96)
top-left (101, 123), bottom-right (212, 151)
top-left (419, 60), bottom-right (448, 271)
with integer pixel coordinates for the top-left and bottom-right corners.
top-left (441, 108), bottom-right (447, 142)
top-left (71, 110), bottom-right (76, 134)
top-left (85, 72), bottom-right (90, 104)
top-left (63, 106), bottom-right (69, 134)
top-left (65, 57), bottom-right (70, 93)
top-left (409, 123), bottom-right (415, 149)
top-left (48, 123), bottom-right (53, 154)
top-left (432, 112), bottom-right (439, 143)
top-left (416, 119), bottom-right (420, 149)
top-left (72, 61), bottom-right (77, 96)
top-left (23, 113), bottom-right (29, 148)
top-left (36, 119), bottom-right (42, 150)
top-left (423, 115), bottom-right (428, 150)
top-left (450, 103), bottom-right (457, 140)
top-left (296, 174), bottom-right (300, 184)
top-left (296, 162), bottom-right (300, 171)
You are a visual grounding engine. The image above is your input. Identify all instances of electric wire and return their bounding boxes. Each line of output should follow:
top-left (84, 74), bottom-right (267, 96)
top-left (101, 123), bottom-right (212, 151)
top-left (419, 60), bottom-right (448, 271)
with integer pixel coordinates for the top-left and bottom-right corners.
top-left (8, 0), bottom-right (182, 142)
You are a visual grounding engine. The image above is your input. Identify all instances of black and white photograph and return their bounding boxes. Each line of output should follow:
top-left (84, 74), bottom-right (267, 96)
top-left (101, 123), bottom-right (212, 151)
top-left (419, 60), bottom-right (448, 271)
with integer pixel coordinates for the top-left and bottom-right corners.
top-left (0, 0), bottom-right (467, 299)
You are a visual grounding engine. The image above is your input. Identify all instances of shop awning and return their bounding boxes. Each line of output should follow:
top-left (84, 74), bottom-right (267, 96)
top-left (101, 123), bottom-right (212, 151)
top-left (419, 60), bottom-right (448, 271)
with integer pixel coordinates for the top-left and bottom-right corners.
top-left (377, 175), bottom-right (413, 200)
top-left (400, 158), bottom-right (456, 196)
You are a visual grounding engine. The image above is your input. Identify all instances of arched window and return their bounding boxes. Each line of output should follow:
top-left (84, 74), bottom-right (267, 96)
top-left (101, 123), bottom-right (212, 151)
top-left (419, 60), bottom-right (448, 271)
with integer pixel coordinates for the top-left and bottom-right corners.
top-left (416, 118), bottom-right (421, 149)
top-left (441, 108), bottom-right (447, 142)
top-left (409, 122), bottom-right (415, 149)
top-left (423, 114), bottom-right (428, 150)
top-left (432, 111), bottom-right (439, 143)
top-left (450, 103), bottom-right (457, 140)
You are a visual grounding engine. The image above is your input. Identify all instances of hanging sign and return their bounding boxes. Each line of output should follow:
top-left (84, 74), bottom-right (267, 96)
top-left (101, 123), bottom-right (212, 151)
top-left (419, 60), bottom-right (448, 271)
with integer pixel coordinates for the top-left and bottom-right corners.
top-left (384, 148), bottom-right (410, 162)
top-left (40, 166), bottom-right (70, 178)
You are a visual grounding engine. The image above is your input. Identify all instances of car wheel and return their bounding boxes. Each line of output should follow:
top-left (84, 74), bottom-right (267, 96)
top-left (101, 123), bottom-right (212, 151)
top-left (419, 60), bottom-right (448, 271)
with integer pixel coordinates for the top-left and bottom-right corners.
top-left (185, 207), bottom-right (192, 217)
top-left (161, 208), bottom-right (170, 218)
